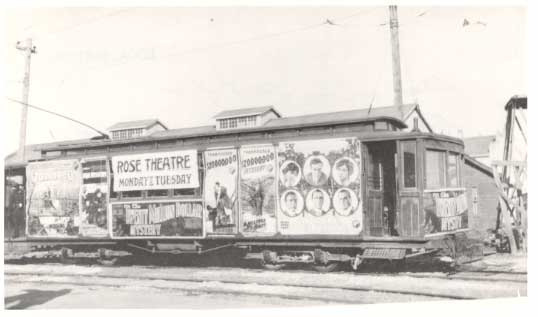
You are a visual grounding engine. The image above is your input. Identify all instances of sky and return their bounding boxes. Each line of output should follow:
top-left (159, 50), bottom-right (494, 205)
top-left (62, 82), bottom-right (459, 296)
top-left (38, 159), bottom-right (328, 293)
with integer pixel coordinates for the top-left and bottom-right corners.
top-left (2, 5), bottom-right (526, 155)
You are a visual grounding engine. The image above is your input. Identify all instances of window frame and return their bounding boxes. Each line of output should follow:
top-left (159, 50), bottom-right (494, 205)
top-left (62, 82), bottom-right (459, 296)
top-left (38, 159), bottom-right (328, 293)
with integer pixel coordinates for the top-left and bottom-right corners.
top-left (146, 189), bottom-right (171, 198)
top-left (424, 148), bottom-right (463, 190)
top-left (446, 151), bottom-right (460, 188)
top-left (401, 140), bottom-right (418, 190)
top-left (425, 149), bottom-right (447, 190)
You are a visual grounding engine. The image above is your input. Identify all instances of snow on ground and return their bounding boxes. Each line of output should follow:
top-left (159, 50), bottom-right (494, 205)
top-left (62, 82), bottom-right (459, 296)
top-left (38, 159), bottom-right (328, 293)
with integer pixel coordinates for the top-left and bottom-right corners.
top-left (5, 259), bottom-right (527, 300)
top-left (5, 280), bottom-right (332, 309)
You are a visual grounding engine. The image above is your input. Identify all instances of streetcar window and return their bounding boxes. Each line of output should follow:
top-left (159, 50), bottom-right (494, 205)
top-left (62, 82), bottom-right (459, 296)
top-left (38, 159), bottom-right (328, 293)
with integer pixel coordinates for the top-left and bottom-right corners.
top-left (374, 121), bottom-right (388, 131)
top-left (368, 159), bottom-right (382, 190)
top-left (426, 150), bottom-right (446, 189)
top-left (447, 152), bottom-right (459, 187)
top-left (147, 189), bottom-right (169, 197)
top-left (121, 190), bottom-right (142, 198)
top-left (173, 188), bottom-right (196, 196)
top-left (402, 141), bottom-right (417, 188)
top-left (109, 163), bottom-right (118, 199)
top-left (110, 175), bottom-right (118, 199)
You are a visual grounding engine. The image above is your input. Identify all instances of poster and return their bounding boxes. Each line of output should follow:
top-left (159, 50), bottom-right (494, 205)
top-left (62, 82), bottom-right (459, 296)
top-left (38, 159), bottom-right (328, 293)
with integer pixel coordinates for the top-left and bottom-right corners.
top-left (26, 160), bottom-right (82, 237)
top-left (424, 189), bottom-right (469, 234)
top-left (239, 145), bottom-right (277, 235)
top-left (204, 148), bottom-right (239, 234)
top-left (78, 159), bottom-right (109, 237)
top-left (111, 150), bottom-right (199, 191)
top-left (111, 200), bottom-right (203, 238)
top-left (277, 138), bottom-right (362, 235)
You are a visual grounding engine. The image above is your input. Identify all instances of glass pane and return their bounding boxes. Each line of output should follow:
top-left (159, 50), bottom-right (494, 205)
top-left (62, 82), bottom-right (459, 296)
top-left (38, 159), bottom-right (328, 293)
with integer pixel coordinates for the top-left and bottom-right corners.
top-left (447, 153), bottom-right (459, 187)
top-left (110, 176), bottom-right (118, 199)
top-left (368, 155), bottom-right (382, 190)
top-left (402, 142), bottom-right (416, 188)
top-left (426, 150), bottom-right (446, 189)
top-left (109, 163), bottom-right (118, 199)
top-left (147, 189), bottom-right (169, 197)
top-left (173, 188), bottom-right (196, 196)
top-left (122, 190), bottom-right (142, 198)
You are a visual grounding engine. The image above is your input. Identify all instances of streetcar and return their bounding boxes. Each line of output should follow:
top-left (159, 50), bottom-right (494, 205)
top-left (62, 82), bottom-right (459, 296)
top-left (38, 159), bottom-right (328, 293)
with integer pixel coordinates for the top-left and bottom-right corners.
top-left (4, 104), bottom-right (497, 271)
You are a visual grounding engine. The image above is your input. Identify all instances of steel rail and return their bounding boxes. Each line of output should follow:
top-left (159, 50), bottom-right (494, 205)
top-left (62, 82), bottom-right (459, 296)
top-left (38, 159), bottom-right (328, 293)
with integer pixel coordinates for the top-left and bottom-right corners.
top-left (5, 271), bottom-right (476, 301)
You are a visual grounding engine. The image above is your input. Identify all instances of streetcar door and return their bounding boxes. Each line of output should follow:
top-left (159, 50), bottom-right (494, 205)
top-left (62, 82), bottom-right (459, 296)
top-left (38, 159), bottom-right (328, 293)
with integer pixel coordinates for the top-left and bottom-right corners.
top-left (4, 168), bottom-right (26, 239)
top-left (397, 140), bottom-right (423, 237)
top-left (364, 141), bottom-right (397, 237)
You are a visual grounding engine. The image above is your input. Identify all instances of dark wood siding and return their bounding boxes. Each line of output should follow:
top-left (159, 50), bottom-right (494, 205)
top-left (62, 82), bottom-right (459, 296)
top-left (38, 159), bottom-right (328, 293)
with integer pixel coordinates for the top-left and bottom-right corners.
top-left (462, 161), bottom-right (499, 238)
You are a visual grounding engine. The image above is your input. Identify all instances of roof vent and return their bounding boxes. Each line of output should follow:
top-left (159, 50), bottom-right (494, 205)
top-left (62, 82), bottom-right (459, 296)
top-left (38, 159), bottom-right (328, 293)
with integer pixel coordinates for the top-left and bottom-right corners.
top-left (214, 106), bottom-right (281, 131)
top-left (107, 119), bottom-right (167, 141)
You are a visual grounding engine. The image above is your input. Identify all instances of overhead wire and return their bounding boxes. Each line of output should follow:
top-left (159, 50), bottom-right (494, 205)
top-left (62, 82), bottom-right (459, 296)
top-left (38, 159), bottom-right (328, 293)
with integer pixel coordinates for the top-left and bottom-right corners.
top-left (23, 8), bottom-right (134, 42)
top-left (50, 8), bottom-right (384, 91)
top-left (5, 97), bottom-right (109, 138)
top-left (17, 7), bottom-right (404, 120)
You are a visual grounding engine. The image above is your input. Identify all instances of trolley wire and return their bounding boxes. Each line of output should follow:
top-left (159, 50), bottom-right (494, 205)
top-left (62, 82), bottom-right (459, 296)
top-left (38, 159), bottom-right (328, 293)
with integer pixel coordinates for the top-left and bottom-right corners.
top-left (5, 97), bottom-right (109, 138)
top-left (46, 9), bottom-right (384, 96)
top-left (22, 8), bottom-right (134, 42)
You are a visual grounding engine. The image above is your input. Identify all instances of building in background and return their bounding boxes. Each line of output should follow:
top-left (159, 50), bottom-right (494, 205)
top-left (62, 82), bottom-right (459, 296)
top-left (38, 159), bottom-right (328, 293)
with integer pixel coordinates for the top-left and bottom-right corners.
top-left (463, 135), bottom-right (499, 167)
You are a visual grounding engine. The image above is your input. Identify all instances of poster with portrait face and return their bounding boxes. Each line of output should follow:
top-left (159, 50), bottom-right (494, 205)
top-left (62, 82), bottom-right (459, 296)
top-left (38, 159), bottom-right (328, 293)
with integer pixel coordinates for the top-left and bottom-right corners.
top-left (239, 145), bottom-right (277, 235)
top-left (26, 160), bottom-right (83, 238)
top-left (204, 148), bottom-right (239, 234)
top-left (277, 138), bottom-right (362, 235)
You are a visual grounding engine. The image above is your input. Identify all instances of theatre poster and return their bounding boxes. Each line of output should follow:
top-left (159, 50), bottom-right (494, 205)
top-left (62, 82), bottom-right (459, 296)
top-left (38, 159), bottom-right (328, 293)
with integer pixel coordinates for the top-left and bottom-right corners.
top-left (277, 138), bottom-right (363, 236)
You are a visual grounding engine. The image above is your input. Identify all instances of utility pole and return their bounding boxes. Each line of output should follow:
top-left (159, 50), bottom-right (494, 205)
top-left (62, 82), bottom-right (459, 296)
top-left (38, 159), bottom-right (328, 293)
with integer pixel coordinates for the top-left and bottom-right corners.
top-left (389, 5), bottom-right (404, 115)
top-left (15, 38), bottom-right (36, 161)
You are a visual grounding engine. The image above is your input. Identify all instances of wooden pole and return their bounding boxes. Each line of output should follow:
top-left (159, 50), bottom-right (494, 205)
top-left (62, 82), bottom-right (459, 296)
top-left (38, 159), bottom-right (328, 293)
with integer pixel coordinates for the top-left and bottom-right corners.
top-left (389, 5), bottom-right (404, 114)
top-left (15, 38), bottom-right (36, 162)
top-left (492, 165), bottom-right (518, 254)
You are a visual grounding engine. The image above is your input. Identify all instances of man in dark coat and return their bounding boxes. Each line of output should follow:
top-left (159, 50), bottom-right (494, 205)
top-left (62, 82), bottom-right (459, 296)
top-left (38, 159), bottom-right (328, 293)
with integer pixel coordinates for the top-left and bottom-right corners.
top-left (305, 158), bottom-right (328, 186)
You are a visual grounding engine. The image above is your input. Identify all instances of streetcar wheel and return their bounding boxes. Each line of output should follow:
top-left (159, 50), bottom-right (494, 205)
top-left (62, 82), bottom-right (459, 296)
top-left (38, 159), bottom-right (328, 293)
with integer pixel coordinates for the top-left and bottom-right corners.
top-left (59, 248), bottom-right (77, 265)
top-left (96, 257), bottom-right (118, 266)
top-left (311, 262), bottom-right (340, 273)
top-left (259, 259), bottom-right (285, 271)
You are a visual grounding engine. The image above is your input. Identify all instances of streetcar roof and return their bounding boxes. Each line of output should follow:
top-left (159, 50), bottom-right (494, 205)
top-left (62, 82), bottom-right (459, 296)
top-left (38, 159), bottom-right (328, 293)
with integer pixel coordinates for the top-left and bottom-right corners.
top-left (213, 106), bottom-right (281, 120)
top-left (5, 103), bottom-right (454, 166)
top-left (107, 119), bottom-right (167, 132)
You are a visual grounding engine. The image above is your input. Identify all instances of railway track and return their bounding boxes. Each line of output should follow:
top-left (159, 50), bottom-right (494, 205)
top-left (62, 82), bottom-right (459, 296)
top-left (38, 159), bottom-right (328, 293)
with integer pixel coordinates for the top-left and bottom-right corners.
top-left (4, 270), bottom-right (475, 303)
top-left (352, 270), bottom-right (527, 284)
top-left (5, 263), bottom-right (526, 303)
top-left (5, 252), bottom-right (527, 285)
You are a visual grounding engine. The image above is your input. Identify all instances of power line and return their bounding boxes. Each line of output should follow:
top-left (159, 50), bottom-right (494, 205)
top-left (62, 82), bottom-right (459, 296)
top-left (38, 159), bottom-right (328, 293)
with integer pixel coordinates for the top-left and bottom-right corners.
top-left (5, 97), bottom-right (109, 138)
top-left (51, 9), bottom-right (382, 87)
top-left (161, 22), bottom-right (325, 59)
top-left (24, 8), bottom-right (133, 42)
top-left (160, 8), bottom-right (385, 59)
top-left (337, 7), bottom-right (381, 22)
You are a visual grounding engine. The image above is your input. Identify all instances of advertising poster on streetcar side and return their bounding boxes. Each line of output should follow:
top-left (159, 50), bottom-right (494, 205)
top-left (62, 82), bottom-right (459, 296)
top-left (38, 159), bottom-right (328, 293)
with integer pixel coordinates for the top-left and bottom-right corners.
top-left (78, 159), bottom-right (109, 237)
top-left (111, 200), bottom-right (203, 238)
top-left (111, 150), bottom-right (199, 191)
top-left (204, 148), bottom-right (239, 234)
top-left (26, 160), bottom-right (82, 238)
top-left (239, 145), bottom-right (277, 235)
top-left (277, 138), bottom-right (363, 235)
top-left (423, 189), bottom-right (469, 234)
